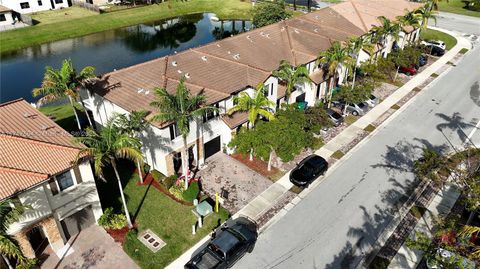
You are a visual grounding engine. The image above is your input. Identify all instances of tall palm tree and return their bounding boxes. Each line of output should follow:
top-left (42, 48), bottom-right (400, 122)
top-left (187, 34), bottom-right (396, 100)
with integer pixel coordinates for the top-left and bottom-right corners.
top-left (416, 3), bottom-right (438, 30)
top-left (397, 10), bottom-right (422, 47)
top-left (347, 36), bottom-right (374, 90)
top-left (115, 110), bottom-right (149, 184)
top-left (76, 121), bottom-right (143, 228)
top-left (371, 16), bottom-right (402, 46)
top-left (150, 77), bottom-right (217, 190)
top-left (272, 60), bottom-right (311, 104)
top-left (1, 200), bottom-right (26, 269)
top-left (317, 41), bottom-right (353, 108)
top-left (33, 59), bottom-right (96, 130)
top-left (227, 83), bottom-right (275, 128)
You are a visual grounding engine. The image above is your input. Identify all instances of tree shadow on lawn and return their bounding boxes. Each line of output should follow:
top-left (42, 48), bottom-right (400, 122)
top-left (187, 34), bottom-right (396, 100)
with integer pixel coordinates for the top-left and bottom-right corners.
top-left (324, 139), bottom-right (449, 269)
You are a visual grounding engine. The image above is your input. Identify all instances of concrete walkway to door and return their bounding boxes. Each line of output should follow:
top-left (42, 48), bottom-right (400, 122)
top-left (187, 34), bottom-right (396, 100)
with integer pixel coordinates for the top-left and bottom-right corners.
top-left (41, 225), bottom-right (139, 269)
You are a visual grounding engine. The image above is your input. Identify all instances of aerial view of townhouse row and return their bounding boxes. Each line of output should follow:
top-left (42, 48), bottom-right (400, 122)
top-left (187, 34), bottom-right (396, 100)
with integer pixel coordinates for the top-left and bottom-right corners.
top-left (0, 0), bottom-right (479, 267)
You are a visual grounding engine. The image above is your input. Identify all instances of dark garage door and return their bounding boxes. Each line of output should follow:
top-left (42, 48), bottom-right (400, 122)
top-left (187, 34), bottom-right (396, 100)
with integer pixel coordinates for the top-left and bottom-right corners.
top-left (204, 136), bottom-right (221, 160)
top-left (60, 206), bottom-right (95, 240)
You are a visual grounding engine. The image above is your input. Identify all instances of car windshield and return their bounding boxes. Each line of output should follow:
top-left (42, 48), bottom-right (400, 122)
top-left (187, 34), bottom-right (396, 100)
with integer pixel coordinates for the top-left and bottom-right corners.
top-left (331, 111), bottom-right (342, 120)
top-left (357, 102), bottom-right (366, 108)
top-left (370, 95), bottom-right (376, 100)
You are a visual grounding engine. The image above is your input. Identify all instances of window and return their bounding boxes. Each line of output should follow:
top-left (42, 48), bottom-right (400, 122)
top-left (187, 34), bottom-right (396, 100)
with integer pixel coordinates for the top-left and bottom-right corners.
top-left (270, 84), bottom-right (274, 96)
top-left (54, 0), bottom-right (63, 3)
top-left (56, 171), bottom-right (74, 191)
top-left (38, 0), bottom-right (42, 5)
top-left (169, 123), bottom-right (182, 141)
top-left (20, 2), bottom-right (30, 9)
top-left (0, 14), bottom-right (5, 22)
top-left (203, 103), bottom-right (219, 123)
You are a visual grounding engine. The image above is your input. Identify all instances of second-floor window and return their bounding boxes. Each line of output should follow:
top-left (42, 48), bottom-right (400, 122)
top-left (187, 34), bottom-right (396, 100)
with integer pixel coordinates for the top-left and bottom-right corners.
top-left (57, 171), bottom-right (74, 191)
top-left (270, 84), bottom-right (274, 96)
top-left (20, 2), bottom-right (30, 9)
top-left (49, 166), bottom-right (82, 195)
top-left (203, 103), bottom-right (219, 123)
top-left (55, 0), bottom-right (63, 3)
top-left (38, 0), bottom-right (42, 5)
top-left (169, 123), bottom-right (182, 141)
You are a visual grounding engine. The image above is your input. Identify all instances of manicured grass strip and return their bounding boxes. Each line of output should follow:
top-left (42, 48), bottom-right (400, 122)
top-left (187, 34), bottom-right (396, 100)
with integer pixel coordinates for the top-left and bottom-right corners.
top-left (30, 6), bottom-right (98, 25)
top-left (431, 73), bottom-right (439, 78)
top-left (460, 48), bottom-right (469, 54)
top-left (0, 0), bottom-right (252, 54)
top-left (39, 103), bottom-right (81, 133)
top-left (420, 28), bottom-right (457, 50)
top-left (345, 115), bottom-right (358, 125)
top-left (289, 185), bottom-right (303, 194)
top-left (364, 124), bottom-right (376, 132)
top-left (391, 104), bottom-right (401, 110)
top-left (413, 87), bottom-right (422, 92)
top-left (447, 61), bottom-right (455, 66)
top-left (438, 0), bottom-right (480, 18)
top-left (331, 150), bottom-right (345, 160)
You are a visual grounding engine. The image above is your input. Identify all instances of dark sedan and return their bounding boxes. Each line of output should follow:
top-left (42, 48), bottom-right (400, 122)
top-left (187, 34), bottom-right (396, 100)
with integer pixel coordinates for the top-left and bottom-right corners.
top-left (290, 154), bottom-right (328, 187)
top-left (185, 217), bottom-right (257, 269)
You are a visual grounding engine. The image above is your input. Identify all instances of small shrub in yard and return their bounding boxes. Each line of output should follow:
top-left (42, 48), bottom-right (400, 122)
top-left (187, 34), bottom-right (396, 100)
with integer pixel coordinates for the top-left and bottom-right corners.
top-left (364, 124), bottom-right (376, 132)
top-left (331, 150), bottom-right (345, 159)
top-left (98, 207), bottom-right (127, 230)
top-left (430, 73), bottom-right (439, 78)
top-left (169, 184), bottom-right (184, 200)
top-left (410, 205), bottom-right (427, 219)
top-left (391, 104), bottom-right (401, 110)
top-left (161, 174), bottom-right (178, 190)
top-left (123, 229), bottom-right (139, 253)
top-left (460, 48), bottom-right (469, 54)
top-left (182, 181), bottom-right (200, 202)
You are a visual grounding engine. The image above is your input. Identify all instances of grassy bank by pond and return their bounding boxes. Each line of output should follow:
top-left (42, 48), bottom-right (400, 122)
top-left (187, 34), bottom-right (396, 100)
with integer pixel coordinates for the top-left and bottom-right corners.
top-left (438, 0), bottom-right (480, 17)
top-left (420, 28), bottom-right (457, 50)
top-left (0, 0), bottom-right (252, 54)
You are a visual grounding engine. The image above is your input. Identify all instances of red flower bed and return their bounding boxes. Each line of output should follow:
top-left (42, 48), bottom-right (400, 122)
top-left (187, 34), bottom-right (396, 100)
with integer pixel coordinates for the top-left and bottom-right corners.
top-left (231, 153), bottom-right (281, 178)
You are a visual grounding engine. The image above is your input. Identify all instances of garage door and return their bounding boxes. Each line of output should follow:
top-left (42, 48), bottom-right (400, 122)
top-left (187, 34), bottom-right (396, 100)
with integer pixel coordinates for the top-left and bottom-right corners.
top-left (204, 136), bottom-right (221, 160)
top-left (60, 206), bottom-right (95, 240)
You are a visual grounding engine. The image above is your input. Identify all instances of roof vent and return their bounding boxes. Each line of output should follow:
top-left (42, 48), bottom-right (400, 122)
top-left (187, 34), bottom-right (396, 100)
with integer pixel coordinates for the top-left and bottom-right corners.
top-left (216, 44), bottom-right (221, 47)
top-left (265, 33), bottom-right (270, 38)
top-left (172, 61), bottom-right (177, 66)
top-left (40, 125), bottom-right (52, 131)
top-left (23, 112), bottom-right (31, 118)
top-left (233, 54), bottom-right (240, 60)
top-left (227, 51), bottom-right (231, 54)
top-left (185, 73), bottom-right (191, 79)
top-left (246, 35), bottom-right (253, 42)
top-left (280, 27), bottom-right (285, 31)
top-left (177, 70), bottom-right (182, 74)
top-left (314, 28), bottom-right (318, 33)
top-left (114, 68), bottom-right (117, 71)
top-left (174, 51), bottom-right (178, 54)
top-left (201, 56), bottom-right (207, 61)
top-left (145, 90), bottom-right (150, 95)
top-left (260, 31), bottom-right (265, 36)
top-left (315, 15), bottom-right (320, 20)
top-left (294, 29), bottom-right (300, 34)
top-left (137, 88), bottom-right (144, 93)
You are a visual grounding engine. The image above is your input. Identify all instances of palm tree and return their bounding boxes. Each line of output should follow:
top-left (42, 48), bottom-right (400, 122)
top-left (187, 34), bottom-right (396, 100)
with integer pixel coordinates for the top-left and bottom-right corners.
top-left (150, 77), bottom-right (217, 190)
top-left (272, 60), bottom-right (311, 104)
top-left (397, 10), bottom-right (422, 47)
top-left (33, 59), bottom-right (96, 130)
top-left (227, 83), bottom-right (275, 128)
top-left (416, 3), bottom-right (438, 30)
top-left (347, 36), bottom-right (374, 90)
top-left (371, 16), bottom-right (402, 47)
top-left (1, 200), bottom-right (26, 269)
top-left (317, 41), bottom-right (353, 108)
top-left (115, 110), bottom-right (149, 184)
top-left (76, 121), bottom-right (143, 228)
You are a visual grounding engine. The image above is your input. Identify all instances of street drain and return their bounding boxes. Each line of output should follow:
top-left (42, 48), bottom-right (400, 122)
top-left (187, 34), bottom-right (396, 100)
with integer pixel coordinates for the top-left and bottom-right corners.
top-left (138, 229), bottom-right (166, 253)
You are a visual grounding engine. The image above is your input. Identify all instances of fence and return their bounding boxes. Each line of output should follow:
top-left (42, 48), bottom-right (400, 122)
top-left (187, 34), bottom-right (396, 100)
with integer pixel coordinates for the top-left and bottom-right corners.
top-left (72, 0), bottom-right (101, 13)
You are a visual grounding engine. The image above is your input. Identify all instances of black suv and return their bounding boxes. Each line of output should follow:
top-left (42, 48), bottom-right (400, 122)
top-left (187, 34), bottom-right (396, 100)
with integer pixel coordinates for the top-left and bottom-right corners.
top-left (290, 154), bottom-right (328, 187)
top-left (185, 217), bottom-right (258, 269)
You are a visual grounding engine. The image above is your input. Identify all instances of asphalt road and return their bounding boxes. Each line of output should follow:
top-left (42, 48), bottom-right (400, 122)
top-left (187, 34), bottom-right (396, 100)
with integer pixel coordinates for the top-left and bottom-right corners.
top-left (235, 42), bottom-right (480, 269)
top-left (431, 12), bottom-right (480, 36)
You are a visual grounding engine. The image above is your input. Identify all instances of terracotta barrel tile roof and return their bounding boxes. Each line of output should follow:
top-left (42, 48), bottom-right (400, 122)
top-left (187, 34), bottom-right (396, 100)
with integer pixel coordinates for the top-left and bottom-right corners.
top-left (222, 111), bottom-right (249, 129)
top-left (0, 167), bottom-right (48, 200)
top-left (310, 69), bottom-right (326, 84)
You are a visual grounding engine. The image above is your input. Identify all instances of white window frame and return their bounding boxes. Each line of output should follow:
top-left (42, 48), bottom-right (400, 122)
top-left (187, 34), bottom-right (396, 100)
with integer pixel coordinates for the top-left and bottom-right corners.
top-left (53, 171), bottom-right (76, 193)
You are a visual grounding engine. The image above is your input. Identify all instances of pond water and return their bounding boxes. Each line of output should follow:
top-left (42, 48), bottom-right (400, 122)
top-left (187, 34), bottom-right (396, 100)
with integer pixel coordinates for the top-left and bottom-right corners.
top-left (0, 13), bottom-right (251, 103)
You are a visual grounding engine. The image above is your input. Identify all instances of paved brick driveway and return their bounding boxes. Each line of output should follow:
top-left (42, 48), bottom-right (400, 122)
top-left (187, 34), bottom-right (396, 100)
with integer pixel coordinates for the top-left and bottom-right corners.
top-left (196, 153), bottom-right (272, 214)
top-left (41, 225), bottom-right (138, 269)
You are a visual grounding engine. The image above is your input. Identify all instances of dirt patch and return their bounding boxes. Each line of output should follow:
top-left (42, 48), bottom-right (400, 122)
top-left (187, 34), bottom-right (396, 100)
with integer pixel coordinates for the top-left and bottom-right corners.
top-left (231, 153), bottom-right (283, 179)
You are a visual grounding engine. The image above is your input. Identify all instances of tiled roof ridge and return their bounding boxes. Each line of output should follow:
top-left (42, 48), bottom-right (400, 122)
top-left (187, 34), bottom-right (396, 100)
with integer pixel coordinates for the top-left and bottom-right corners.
top-left (282, 21), bottom-right (298, 66)
top-left (0, 133), bottom-right (82, 152)
top-left (189, 48), bottom-right (271, 74)
top-left (162, 55), bottom-right (169, 89)
top-left (347, 1), bottom-right (370, 32)
top-left (0, 165), bottom-right (49, 178)
top-left (0, 98), bottom-right (24, 107)
top-left (296, 16), bottom-right (361, 38)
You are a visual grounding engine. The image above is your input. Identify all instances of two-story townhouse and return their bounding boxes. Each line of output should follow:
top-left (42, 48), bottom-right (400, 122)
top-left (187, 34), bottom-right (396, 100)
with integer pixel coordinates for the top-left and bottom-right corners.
top-left (0, 99), bottom-right (103, 262)
top-left (85, 0), bottom-right (423, 177)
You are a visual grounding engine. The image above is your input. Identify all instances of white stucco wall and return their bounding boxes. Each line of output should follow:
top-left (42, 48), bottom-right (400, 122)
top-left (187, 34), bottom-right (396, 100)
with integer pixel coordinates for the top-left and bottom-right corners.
top-left (1, 0), bottom-right (69, 14)
top-left (0, 11), bottom-right (14, 26)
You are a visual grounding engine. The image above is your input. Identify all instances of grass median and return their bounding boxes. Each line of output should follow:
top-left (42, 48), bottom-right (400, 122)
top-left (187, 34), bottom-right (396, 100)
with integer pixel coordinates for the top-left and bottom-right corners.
top-left (438, 0), bottom-right (480, 17)
top-left (420, 28), bottom-right (457, 50)
top-left (0, 0), bottom-right (252, 54)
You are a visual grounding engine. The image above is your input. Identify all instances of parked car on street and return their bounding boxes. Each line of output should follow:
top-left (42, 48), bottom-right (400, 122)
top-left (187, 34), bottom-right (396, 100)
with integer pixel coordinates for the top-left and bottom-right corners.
top-left (185, 217), bottom-right (258, 269)
top-left (424, 44), bottom-right (446, 56)
top-left (365, 94), bottom-right (379, 108)
top-left (422, 40), bottom-right (446, 50)
top-left (332, 101), bottom-right (369, 116)
top-left (399, 65), bottom-right (418, 76)
top-left (326, 108), bottom-right (344, 126)
top-left (290, 154), bottom-right (328, 187)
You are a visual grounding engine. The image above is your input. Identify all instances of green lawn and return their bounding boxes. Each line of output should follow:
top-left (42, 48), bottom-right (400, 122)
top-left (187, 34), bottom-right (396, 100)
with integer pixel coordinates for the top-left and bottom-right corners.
top-left (30, 7), bottom-right (98, 25)
top-left (438, 0), bottom-right (480, 17)
top-left (420, 28), bottom-right (457, 50)
top-left (0, 0), bottom-right (252, 54)
top-left (39, 103), bottom-right (81, 133)
top-left (96, 161), bottom-right (230, 269)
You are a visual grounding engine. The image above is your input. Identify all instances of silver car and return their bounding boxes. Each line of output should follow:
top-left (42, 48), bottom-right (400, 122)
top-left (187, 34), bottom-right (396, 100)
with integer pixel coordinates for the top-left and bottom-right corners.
top-left (345, 102), bottom-right (369, 116)
top-left (365, 94), bottom-right (379, 108)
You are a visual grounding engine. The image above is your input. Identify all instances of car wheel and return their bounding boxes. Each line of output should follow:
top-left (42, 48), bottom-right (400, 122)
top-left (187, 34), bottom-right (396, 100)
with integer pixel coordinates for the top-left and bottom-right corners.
top-left (352, 111), bottom-right (359, 116)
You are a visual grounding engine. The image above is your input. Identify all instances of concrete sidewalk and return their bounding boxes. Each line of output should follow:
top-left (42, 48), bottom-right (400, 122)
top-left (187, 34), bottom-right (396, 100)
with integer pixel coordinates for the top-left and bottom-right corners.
top-left (165, 28), bottom-right (471, 269)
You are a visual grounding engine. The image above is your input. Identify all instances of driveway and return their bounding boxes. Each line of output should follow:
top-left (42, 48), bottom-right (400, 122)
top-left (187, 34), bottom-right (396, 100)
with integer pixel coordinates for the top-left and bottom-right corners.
top-left (197, 153), bottom-right (272, 214)
top-left (41, 225), bottom-right (139, 269)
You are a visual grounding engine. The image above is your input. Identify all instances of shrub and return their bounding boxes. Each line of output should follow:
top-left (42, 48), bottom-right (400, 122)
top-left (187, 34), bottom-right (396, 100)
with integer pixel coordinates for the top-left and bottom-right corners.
top-left (169, 185), bottom-right (184, 200)
top-left (143, 163), bottom-right (151, 174)
top-left (252, 0), bottom-right (291, 28)
top-left (16, 258), bottom-right (39, 269)
top-left (311, 137), bottom-right (324, 150)
top-left (98, 207), bottom-right (127, 230)
top-left (150, 169), bottom-right (164, 181)
top-left (305, 106), bottom-right (333, 133)
top-left (162, 175), bottom-right (178, 190)
top-left (182, 182), bottom-right (200, 202)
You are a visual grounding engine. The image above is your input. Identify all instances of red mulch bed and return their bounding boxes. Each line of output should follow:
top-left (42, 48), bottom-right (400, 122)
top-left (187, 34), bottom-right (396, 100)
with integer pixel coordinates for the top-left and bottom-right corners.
top-left (106, 223), bottom-right (138, 245)
top-left (231, 153), bottom-right (281, 179)
top-left (135, 169), bottom-right (193, 206)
